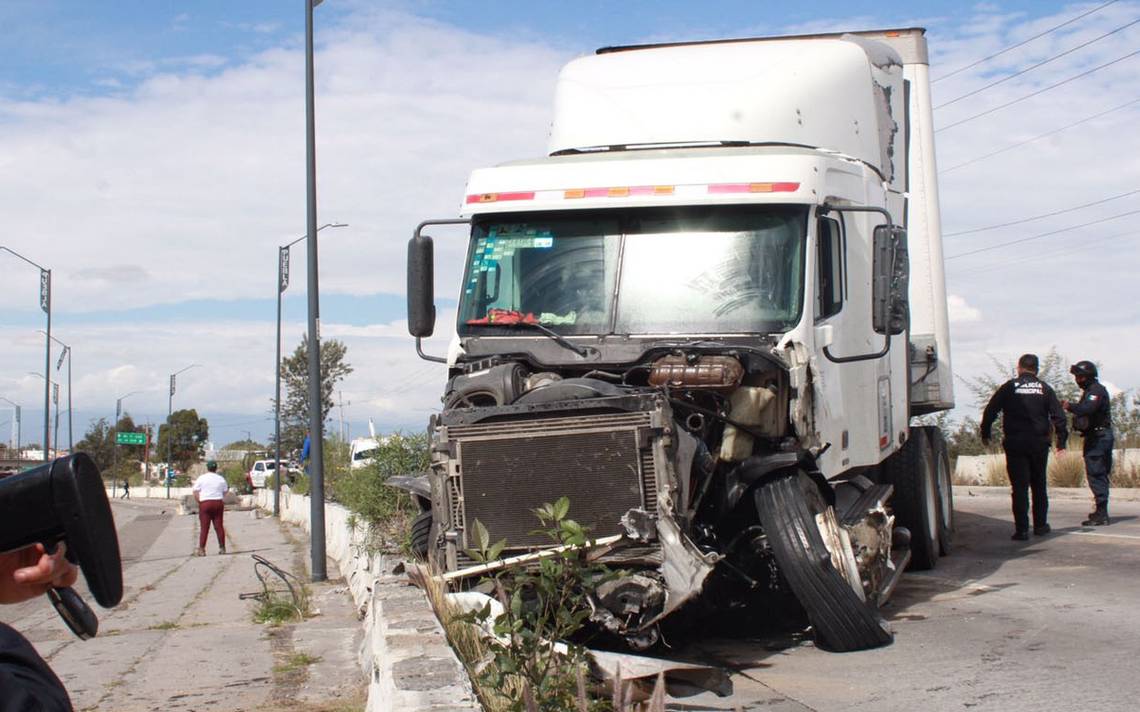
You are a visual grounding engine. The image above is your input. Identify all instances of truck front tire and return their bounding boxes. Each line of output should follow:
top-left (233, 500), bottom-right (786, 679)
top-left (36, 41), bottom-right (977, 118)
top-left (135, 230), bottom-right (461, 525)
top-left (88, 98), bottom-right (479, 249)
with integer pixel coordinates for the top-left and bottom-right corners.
top-left (410, 511), bottom-right (432, 561)
top-left (754, 472), bottom-right (893, 652)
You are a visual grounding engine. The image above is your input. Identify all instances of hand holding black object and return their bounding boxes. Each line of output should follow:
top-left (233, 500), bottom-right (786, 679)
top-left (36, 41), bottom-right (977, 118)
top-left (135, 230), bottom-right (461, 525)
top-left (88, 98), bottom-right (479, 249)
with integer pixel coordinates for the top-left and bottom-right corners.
top-left (0, 542), bottom-right (79, 604)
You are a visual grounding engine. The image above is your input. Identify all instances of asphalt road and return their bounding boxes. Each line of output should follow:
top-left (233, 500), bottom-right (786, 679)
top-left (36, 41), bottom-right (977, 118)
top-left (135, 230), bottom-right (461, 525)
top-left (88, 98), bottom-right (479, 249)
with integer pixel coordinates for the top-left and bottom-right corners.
top-left (1, 497), bottom-right (365, 711)
top-left (668, 488), bottom-right (1140, 712)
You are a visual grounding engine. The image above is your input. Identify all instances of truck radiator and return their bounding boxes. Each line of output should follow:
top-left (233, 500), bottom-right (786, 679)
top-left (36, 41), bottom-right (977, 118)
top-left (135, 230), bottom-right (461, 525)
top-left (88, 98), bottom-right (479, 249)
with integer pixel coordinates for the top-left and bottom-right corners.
top-left (446, 411), bottom-right (659, 548)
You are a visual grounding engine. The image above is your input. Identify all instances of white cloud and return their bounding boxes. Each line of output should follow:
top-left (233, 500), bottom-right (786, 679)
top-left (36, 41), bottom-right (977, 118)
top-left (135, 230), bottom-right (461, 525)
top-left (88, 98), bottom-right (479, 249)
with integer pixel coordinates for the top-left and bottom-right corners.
top-left (2, 3), bottom-right (1139, 439)
top-left (0, 9), bottom-right (567, 313)
top-left (947, 294), bottom-right (982, 323)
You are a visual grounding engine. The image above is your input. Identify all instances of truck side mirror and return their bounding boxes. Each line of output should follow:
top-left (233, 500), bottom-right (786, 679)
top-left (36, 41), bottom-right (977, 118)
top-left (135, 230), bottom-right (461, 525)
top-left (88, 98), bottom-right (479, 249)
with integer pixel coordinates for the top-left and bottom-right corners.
top-left (407, 233), bottom-right (436, 337)
top-left (872, 225), bottom-right (909, 336)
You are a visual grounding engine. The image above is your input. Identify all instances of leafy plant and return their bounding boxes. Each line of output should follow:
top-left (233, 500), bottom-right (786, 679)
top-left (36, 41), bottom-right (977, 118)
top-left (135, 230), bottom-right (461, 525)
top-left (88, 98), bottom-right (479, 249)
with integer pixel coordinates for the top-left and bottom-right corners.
top-left (252, 583), bottom-right (310, 625)
top-left (459, 497), bottom-right (613, 712)
top-left (331, 433), bottom-right (424, 549)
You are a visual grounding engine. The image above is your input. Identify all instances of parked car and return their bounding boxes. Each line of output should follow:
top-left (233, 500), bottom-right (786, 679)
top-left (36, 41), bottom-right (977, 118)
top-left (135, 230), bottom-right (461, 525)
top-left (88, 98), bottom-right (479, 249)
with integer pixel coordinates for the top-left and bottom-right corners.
top-left (246, 459), bottom-right (277, 488)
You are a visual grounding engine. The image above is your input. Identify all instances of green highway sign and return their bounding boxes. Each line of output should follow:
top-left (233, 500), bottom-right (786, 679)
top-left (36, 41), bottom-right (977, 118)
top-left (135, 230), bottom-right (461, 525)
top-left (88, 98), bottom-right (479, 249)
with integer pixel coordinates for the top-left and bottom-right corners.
top-left (116, 431), bottom-right (147, 445)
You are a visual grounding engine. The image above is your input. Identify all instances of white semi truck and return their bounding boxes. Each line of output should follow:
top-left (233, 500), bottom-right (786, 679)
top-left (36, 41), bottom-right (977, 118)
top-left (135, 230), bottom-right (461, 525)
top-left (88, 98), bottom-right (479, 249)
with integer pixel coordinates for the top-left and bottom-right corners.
top-left (400, 28), bottom-right (954, 652)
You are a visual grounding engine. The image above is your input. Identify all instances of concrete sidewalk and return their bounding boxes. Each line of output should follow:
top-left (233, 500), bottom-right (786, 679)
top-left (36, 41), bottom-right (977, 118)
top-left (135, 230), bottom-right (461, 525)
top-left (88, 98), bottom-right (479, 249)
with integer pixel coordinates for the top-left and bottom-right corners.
top-left (4, 497), bottom-right (367, 711)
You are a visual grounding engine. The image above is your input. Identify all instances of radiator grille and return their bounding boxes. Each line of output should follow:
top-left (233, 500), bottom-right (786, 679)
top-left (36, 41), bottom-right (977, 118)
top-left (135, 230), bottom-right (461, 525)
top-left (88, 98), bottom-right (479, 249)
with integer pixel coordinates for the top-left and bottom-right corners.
top-left (457, 426), bottom-right (649, 547)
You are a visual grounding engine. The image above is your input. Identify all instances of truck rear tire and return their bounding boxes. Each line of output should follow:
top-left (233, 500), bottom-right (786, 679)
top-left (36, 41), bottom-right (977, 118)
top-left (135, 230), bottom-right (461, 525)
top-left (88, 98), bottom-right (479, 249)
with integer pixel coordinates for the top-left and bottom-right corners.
top-left (882, 428), bottom-right (941, 570)
top-left (754, 472), bottom-right (893, 652)
top-left (922, 426), bottom-right (954, 556)
top-left (410, 511), bottom-right (432, 561)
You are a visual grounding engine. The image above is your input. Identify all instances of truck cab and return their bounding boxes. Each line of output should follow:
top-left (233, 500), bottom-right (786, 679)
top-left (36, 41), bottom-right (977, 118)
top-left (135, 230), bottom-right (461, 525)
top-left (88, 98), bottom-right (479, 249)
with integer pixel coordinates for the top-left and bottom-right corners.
top-left (403, 28), bottom-right (954, 652)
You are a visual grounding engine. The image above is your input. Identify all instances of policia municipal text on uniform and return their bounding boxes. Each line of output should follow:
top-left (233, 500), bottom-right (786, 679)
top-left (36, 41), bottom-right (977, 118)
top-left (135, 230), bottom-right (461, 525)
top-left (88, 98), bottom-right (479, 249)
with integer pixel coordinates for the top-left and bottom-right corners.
top-left (981, 354), bottom-right (1068, 540)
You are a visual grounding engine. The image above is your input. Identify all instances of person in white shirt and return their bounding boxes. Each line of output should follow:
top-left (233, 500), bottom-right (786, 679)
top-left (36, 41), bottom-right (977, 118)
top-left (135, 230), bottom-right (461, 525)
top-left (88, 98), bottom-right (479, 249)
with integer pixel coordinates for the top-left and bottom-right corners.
top-left (193, 461), bottom-right (229, 556)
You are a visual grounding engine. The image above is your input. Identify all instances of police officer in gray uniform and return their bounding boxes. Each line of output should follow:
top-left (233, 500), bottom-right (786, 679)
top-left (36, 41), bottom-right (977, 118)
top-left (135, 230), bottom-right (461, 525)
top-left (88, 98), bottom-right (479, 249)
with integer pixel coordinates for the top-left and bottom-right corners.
top-left (1063, 360), bottom-right (1114, 526)
top-left (981, 354), bottom-right (1068, 540)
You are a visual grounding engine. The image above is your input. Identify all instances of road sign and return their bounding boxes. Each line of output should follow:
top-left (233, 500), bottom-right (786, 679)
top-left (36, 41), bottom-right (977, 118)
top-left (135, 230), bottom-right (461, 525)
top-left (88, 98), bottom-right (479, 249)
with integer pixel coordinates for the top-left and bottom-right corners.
top-left (116, 431), bottom-right (147, 445)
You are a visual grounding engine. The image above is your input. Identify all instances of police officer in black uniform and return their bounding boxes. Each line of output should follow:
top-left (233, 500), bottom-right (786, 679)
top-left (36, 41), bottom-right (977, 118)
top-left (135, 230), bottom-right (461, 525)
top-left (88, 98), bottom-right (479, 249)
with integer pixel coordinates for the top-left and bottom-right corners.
top-left (981, 354), bottom-right (1068, 540)
top-left (1062, 360), bottom-right (1114, 526)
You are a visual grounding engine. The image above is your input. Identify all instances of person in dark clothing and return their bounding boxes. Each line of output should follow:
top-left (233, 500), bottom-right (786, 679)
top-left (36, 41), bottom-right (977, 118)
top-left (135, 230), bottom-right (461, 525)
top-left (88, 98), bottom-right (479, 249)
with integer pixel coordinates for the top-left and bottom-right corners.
top-left (1062, 360), bottom-right (1114, 526)
top-left (981, 353), bottom-right (1068, 540)
top-left (0, 542), bottom-right (78, 711)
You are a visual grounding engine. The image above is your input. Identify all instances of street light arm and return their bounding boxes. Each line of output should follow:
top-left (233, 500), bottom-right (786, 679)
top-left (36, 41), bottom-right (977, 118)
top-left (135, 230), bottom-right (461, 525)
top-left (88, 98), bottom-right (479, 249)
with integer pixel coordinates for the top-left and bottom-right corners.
top-left (0, 246), bottom-right (48, 271)
top-left (37, 330), bottom-right (70, 350)
top-left (173, 363), bottom-right (202, 378)
top-left (284, 221), bottom-right (348, 249)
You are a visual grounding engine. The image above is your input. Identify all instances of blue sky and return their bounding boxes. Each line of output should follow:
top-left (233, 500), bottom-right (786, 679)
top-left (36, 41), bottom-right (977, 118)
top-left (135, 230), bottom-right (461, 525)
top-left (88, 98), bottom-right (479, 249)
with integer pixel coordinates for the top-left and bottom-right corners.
top-left (2, 0), bottom-right (1138, 448)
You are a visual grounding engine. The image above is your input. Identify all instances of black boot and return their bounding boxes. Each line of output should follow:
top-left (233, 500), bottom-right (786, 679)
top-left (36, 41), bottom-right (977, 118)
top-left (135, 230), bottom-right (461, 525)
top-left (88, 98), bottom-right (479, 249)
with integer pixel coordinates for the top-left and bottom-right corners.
top-left (1082, 506), bottom-right (1110, 526)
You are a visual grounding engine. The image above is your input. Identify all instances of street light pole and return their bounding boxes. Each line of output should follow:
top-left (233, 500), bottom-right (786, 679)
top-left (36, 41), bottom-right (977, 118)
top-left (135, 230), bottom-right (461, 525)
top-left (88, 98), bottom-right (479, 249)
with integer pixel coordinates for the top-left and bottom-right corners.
top-left (40, 331), bottom-right (73, 451)
top-left (0, 397), bottom-right (19, 456)
top-left (26, 372), bottom-right (56, 460)
top-left (166, 363), bottom-right (201, 498)
top-left (275, 221), bottom-right (346, 519)
top-left (305, 0), bottom-right (329, 583)
top-left (1, 246), bottom-right (51, 461)
top-left (113, 390), bottom-right (142, 497)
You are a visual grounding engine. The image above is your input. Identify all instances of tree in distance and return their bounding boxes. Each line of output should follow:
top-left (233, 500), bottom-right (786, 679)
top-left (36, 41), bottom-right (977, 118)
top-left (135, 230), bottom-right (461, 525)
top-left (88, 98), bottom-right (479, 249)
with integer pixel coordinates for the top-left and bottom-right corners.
top-left (157, 409), bottom-right (209, 473)
top-left (76, 415), bottom-right (149, 479)
top-left (276, 334), bottom-right (353, 454)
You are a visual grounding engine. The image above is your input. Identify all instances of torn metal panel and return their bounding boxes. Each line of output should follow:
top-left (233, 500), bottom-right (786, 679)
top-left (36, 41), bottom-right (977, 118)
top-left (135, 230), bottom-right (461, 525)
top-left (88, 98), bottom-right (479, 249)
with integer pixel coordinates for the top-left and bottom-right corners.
top-left (779, 339), bottom-right (819, 449)
top-left (588, 648), bottom-right (733, 700)
top-left (649, 513), bottom-right (719, 623)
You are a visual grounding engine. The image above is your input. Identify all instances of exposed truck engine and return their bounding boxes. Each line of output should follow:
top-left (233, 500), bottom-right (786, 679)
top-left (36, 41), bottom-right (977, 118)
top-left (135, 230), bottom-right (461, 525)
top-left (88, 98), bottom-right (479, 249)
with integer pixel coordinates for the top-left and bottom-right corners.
top-left (398, 28), bottom-right (955, 652)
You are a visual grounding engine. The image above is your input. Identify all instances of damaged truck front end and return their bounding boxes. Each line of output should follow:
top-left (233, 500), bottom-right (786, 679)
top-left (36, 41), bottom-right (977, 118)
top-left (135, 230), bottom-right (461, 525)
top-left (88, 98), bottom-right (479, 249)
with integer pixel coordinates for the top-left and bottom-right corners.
top-left (401, 340), bottom-right (906, 652)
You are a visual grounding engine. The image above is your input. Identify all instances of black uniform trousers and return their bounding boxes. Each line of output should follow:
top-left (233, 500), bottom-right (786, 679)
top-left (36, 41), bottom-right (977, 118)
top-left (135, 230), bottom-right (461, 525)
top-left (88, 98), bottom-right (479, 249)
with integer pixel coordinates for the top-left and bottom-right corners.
top-left (1083, 430), bottom-right (1114, 508)
top-left (1005, 444), bottom-right (1049, 532)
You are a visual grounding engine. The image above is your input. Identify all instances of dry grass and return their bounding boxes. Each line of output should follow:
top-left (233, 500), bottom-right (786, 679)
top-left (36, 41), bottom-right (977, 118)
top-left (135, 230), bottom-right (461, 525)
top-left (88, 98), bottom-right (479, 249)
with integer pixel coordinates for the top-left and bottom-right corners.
top-left (1048, 451), bottom-right (1086, 488)
top-left (417, 565), bottom-right (521, 712)
top-left (1113, 460), bottom-right (1140, 488)
top-left (984, 458), bottom-right (1009, 487)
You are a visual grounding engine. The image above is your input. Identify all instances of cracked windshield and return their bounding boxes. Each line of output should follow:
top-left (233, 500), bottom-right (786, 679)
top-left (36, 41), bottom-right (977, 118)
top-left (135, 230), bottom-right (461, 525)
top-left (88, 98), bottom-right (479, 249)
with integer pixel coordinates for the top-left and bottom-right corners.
top-left (459, 206), bottom-right (807, 335)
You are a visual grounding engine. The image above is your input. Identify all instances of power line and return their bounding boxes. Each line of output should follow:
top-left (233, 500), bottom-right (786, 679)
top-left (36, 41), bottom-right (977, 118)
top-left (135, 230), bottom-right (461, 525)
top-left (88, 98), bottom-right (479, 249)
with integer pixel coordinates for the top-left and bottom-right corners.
top-left (946, 209), bottom-right (1140, 260)
top-left (939, 97), bottom-right (1140, 173)
top-left (944, 189), bottom-right (1140, 237)
top-left (949, 230), bottom-right (1135, 280)
top-left (933, 0), bottom-right (1120, 82)
top-left (935, 18), bottom-right (1140, 109)
top-left (937, 48), bottom-right (1140, 132)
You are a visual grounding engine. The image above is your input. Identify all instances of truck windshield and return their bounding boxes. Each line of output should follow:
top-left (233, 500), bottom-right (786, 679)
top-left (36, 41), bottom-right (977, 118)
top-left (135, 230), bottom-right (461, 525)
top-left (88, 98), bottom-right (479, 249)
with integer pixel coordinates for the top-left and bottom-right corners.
top-left (459, 206), bottom-right (806, 336)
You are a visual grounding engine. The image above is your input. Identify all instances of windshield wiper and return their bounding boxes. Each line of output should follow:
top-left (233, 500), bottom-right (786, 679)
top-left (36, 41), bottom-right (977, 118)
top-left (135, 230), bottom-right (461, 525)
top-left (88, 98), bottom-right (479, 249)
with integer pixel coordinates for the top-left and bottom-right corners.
top-left (468, 320), bottom-right (593, 358)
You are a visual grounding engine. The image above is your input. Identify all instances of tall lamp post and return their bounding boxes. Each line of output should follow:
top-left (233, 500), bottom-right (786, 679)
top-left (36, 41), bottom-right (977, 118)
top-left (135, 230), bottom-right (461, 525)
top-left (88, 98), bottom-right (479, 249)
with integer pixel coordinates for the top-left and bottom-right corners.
top-left (275, 221), bottom-right (346, 518)
top-left (166, 363), bottom-right (201, 498)
top-left (1, 246), bottom-right (51, 462)
top-left (0, 397), bottom-right (19, 457)
top-left (304, 0), bottom-right (331, 582)
top-left (113, 390), bottom-right (143, 497)
top-left (40, 331), bottom-right (73, 452)
top-left (26, 373), bottom-right (58, 458)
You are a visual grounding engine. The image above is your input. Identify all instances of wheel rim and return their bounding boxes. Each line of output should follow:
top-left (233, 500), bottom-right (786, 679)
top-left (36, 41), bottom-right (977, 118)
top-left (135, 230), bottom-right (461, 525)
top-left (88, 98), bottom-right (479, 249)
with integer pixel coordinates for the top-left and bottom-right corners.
top-left (924, 461), bottom-right (940, 544)
top-left (937, 455), bottom-right (952, 528)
